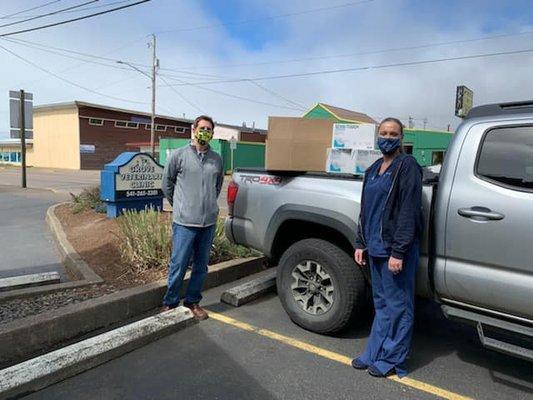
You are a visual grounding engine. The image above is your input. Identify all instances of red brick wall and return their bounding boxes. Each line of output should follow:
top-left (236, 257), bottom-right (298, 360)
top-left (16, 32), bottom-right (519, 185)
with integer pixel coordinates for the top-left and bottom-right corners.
top-left (78, 106), bottom-right (191, 170)
top-left (240, 132), bottom-right (267, 143)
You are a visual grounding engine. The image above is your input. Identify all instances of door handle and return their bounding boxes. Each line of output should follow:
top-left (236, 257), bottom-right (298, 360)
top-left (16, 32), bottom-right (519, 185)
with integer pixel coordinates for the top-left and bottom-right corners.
top-left (458, 207), bottom-right (505, 221)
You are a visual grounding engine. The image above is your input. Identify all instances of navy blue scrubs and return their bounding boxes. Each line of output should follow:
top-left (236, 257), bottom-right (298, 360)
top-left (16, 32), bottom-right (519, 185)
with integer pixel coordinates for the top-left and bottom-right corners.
top-left (357, 158), bottom-right (418, 377)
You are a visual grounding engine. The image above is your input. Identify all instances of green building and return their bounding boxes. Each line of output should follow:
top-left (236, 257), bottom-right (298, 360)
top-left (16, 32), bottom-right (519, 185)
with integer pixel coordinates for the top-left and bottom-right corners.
top-left (303, 103), bottom-right (453, 166)
top-left (159, 138), bottom-right (265, 174)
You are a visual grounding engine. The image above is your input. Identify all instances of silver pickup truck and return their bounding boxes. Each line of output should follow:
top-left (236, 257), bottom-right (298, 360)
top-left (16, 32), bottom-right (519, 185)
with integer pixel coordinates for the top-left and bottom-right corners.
top-left (225, 101), bottom-right (533, 361)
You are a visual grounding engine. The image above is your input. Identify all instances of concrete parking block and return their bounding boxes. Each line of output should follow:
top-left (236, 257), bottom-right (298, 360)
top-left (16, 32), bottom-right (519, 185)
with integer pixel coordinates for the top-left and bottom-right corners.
top-left (0, 306), bottom-right (197, 399)
top-left (221, 268), bottom-right (277, 307)
top-left (0, 272), bottom-right (60, 292)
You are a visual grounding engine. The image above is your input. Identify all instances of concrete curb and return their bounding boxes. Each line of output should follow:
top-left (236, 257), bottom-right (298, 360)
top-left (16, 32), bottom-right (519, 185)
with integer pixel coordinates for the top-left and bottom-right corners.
top-left (221, 268), bottom-right (277, 307)
top-left (0, 272), bottom-right (60, 292)
top-left (0, 306), bottom-right (197, 399)
top-left (0, 256), bottom-right (266, 369)
top-left (0, 203), bottom-right (103, 302)
top-left (46, 202), bottom-right (103, 283)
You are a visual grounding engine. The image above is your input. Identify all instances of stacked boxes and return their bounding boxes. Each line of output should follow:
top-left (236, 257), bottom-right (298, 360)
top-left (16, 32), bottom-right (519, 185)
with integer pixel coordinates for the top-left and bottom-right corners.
top-left (326, 123), bottom-right (381, 174)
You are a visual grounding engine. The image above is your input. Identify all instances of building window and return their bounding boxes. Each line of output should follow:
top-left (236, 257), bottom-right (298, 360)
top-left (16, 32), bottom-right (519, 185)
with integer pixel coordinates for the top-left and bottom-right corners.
top-left (476, 126), bottom-right (533, 190)
top-left (175, 126), bottom-right (186, 133)
top-left (115, 121), bottom-right (139, 129)
top-left (432, 151), bottom-right (444, 165)
top-left (145, 124), bottom-right (151, 130)
top-left (156, 125), bottom-right (166, 132)
top-left (88, 118), bottom-right (103, 126)
top-left (404, 144), bottom-right (414, 154)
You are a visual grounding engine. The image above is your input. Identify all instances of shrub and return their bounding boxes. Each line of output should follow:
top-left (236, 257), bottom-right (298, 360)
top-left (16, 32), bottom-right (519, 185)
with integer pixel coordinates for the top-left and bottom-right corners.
top-left (70, 186), bottom-right (104, 214)
top-left (117, 209), bottom-right (260, 272)
top-left (117, 208), bottom-right (172, 272)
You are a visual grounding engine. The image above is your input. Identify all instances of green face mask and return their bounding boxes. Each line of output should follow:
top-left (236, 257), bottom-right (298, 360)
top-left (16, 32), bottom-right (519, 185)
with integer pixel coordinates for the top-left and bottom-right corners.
top-left (195, 128), bottom-right (213, 146)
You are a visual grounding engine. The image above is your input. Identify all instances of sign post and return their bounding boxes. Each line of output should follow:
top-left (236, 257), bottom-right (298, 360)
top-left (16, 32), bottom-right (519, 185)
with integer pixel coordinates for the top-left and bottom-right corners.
top-left (9, 90), bottom-right (33, 188)
top-left (100, 152), bottom-right (164, 218)
top-left (455, 85), bottom-right (474, 118)
top-left (230, 136), bottom-right (237, 172)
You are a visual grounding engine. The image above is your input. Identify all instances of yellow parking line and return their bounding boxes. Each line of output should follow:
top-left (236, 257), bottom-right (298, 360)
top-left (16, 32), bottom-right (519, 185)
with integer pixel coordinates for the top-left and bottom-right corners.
top-left (209, 312), bottom-right (473, 400)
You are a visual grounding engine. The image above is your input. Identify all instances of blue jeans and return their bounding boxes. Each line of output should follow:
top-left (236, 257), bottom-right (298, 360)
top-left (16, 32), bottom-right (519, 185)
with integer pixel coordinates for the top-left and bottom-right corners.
top-left (356, 244), bottom-right (419, 377)
top-left (163, 223), bottom-right (216, 307)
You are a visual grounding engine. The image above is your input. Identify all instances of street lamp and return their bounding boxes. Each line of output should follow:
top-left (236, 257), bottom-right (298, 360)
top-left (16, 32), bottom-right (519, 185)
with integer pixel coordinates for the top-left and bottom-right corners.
top-left (116, 35), bottom-right (158, 157)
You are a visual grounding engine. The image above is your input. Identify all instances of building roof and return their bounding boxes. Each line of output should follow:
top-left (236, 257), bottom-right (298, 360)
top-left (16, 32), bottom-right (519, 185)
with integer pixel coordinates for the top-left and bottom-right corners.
top-left (0, 139), bottom-right (33, 146)
top-left (33, 100), bottom-right (267, 133)
top-left (33, 101), bottom-right (192, 123)
top-left (305, 103), bottom-right (378, 124)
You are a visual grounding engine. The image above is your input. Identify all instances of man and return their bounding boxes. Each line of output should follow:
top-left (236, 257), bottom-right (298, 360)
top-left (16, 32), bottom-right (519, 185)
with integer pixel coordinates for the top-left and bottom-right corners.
top-left (161, 115), bottom-right (224, 320)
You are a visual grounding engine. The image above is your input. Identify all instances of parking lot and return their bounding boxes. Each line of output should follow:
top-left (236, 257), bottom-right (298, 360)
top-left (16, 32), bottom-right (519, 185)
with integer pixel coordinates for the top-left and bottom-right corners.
top-left (24, 273), bottom-right (533, 400)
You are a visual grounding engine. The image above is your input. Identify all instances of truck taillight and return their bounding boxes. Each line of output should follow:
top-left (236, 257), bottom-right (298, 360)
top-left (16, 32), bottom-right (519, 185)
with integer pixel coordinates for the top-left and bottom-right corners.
top-left (227, 180), bottom-right (239, 216)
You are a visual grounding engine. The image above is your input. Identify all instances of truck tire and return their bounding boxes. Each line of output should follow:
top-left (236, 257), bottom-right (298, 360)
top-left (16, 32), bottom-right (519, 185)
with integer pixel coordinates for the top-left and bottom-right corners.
top-left (277, 238), bottom-right (368, 334)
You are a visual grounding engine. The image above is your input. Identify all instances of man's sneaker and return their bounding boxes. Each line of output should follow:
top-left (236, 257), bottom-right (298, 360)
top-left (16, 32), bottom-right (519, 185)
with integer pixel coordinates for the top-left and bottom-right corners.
top-left (185, 303), bottom-right (209, 320)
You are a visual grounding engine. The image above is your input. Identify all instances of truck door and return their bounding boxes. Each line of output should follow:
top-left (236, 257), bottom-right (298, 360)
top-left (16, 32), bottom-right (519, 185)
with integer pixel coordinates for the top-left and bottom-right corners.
top-left (444, 122), bottom-right (533, 321)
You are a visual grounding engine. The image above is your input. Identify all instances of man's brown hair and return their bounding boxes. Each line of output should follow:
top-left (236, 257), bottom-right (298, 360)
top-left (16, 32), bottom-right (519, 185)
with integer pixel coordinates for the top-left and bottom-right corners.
top-left (193, 115), bottom-right (215, 130)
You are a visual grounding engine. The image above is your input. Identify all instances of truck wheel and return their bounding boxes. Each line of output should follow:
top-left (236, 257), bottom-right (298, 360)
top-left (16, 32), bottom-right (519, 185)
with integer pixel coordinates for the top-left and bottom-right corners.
top-left (277, 238), bottom-right (368, 334)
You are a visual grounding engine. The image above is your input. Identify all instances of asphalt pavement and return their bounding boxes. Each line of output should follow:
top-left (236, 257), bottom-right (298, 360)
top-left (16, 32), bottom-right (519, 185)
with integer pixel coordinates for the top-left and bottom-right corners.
top-left (0, 185), bottom-right (70, 280)
top-left (0, 166), bottom-right (100, 195)
top-left (24, 274), bottom-right (533, 400)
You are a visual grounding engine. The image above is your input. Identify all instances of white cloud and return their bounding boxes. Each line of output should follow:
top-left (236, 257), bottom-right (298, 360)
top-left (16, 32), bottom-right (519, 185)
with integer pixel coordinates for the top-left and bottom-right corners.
top-left (1, 0), bottom-right (533, 139)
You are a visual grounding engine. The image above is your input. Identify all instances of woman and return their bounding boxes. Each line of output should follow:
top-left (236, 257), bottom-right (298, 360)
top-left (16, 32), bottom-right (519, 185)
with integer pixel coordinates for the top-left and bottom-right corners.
top-left (352, 117), bottom-right (423, 378)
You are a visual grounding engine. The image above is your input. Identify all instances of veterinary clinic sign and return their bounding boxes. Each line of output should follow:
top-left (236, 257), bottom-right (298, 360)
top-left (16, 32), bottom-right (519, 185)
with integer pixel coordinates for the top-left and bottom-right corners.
top-left (101, 152), bottom-right (164, 218)
top-left (115, 154), bottom-right (163, 199)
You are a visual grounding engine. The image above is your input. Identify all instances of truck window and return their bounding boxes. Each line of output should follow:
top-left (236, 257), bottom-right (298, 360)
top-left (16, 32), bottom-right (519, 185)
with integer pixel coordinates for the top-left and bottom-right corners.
top-left (476, 126), bottom-right (533, 190)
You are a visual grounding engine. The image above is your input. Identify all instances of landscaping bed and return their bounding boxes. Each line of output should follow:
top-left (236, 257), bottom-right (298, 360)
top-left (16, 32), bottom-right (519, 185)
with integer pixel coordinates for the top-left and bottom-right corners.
top-left (0, 189), bottom-right (259, 324)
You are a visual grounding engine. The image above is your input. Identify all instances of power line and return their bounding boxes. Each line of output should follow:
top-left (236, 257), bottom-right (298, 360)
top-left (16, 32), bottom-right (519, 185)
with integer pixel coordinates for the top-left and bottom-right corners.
top-left (0, 0), bottom-right (134, 19)
top-left (247, 81), bottom-right (306, 110)
top-left (1, 37), bottom-right (148, 72)
top-left (0, 1), bottom-right (63, 20)
top-left (0, 42), bottom-right (149, 105)
top-left (0, 1), bottom-right (98, 29)
top-left (156, 0), bottom-right (374, 34)
top-left (160, 46), bottom-right (533, 87)
top-left (160, 75), bottom-right (305, 111)
top-left (159, 76), bottom-right (205, 114)
top-left (170, 29), bottom-right (533, 72)
top-left (0, 0), bottom-right (151, 37)
top-left (2, 35), bottom-right (306, 111)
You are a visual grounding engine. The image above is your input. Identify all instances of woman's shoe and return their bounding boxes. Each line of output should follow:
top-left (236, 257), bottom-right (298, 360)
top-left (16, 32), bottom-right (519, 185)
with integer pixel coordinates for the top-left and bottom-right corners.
top-left (368, 365), bottom-right (395, 378)
top-left (351, 358), bottom-right (368, 370)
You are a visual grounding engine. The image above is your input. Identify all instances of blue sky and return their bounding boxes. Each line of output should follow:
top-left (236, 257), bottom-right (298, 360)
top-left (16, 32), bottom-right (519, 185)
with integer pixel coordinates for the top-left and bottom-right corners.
top-left (1, 0), bottom-right (533, 138)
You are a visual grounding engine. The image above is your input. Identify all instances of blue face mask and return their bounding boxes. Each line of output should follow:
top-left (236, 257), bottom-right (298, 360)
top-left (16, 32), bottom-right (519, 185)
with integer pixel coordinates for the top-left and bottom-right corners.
top-left (377, 137), bottom-right (401, 155)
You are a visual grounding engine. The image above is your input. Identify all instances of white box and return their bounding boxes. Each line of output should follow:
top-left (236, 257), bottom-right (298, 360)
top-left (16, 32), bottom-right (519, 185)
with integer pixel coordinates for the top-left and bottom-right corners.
top-left (332, 123), bottom-right (377, 150)
top-left (352, 149), bottom-right (382, 174)
top-left (326, 148), bottom-right (354, 173)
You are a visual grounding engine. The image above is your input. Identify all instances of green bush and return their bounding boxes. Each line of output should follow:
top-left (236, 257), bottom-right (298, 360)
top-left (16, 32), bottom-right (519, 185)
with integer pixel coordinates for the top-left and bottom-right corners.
top-left (117, 208), bottom-right (260, 272)
top-left (70, 186), bottom-right (104, 214)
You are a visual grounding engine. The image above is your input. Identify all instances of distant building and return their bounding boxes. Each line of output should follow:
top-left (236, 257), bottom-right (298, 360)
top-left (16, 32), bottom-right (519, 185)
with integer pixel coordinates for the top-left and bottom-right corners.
top-left (3, 101), bottom-right (266, 170)
top-left (303, 103), bottom-right (378, 124)
top-left (303, 102), bottom-right (452, 166)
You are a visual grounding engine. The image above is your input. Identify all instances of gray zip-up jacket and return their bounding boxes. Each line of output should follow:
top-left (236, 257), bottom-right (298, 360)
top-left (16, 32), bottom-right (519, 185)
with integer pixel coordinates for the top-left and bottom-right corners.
top-left (162, 145), bottom-right (224, 227)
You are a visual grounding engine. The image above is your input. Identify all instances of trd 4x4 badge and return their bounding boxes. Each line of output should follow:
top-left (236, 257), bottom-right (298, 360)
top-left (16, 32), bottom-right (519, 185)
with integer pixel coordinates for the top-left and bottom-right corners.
top-left (240, 175), bottom-right (282, 185)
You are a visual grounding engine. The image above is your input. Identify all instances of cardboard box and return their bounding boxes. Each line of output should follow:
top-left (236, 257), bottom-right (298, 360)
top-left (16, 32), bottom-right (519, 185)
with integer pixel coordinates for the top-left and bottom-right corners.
top-left (326, 148), bottom-right (354, 173)
top-left (352, 149), bottom-right (382, 174)
top-left (266, 117), bottom-right (334, 171)
top-left (332, 123), bottom-right (377, 150)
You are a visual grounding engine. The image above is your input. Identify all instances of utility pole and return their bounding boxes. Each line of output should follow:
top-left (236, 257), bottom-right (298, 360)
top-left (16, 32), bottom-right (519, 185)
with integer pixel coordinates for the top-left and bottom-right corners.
top-left (408, 116), bottom-right (414, 129)
top-left (423, 117), bottom-right (428, 130)
top-left (149, 34), bottom-right (158, 157)
top-left (20, 89), bottom-right (26, 188)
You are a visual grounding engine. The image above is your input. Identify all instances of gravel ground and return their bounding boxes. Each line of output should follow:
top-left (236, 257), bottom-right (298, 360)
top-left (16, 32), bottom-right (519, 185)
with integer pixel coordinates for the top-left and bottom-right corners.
top-left (0, 284), bottom-right (117, 326)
